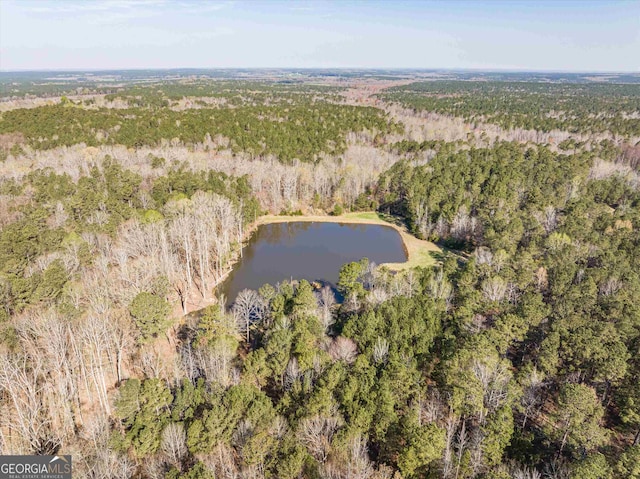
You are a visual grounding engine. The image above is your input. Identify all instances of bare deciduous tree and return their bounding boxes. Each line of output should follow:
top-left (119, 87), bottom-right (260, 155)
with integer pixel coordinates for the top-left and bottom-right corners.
top-left (542, 458), bottom-right (571, 479)
top-left (521, 369), bottom-right (545, 429)
top-left (511, 464), bottom-right (542, 479)
top-left (414, 200), bottom-right (433, 238)
top-left (455, 420), bottom-right (469, 479)
top-left (472, 357), bottom-right (512, 425)
top-left (429, 269), bottom-right (453, 306)
top-left (162, 423), bottom-right (187, 468)
top-left (298, 414), bottom-right (342, 463)
top-left (316, 286), bottom-right (336, 331)
top-left (482, 276), bottom-right (508, 303)
top-left (195, 343), bottom-right (239, 388)
top-left (81, 315), bottom-right (113, 415)
top-left (320, 433), bottom-right (374, 479)
top-left (0, 352), bottom-right (58, 454)
top-left (442, 414), bottom-right (458, 479)
top-left (81, 417), bottom-right (136, 479)
top-left (372, 338), bottom-right (389, 365)
top-left (451, 206), bottom-right (480, 243)
top-left (599, 276), bottom-right (622, 297)
top-left (328, 337), bottom-right (358, 364)
top-left (284, 357), bottom-right (300, 390)
top-left (201, 444), bottom-right (238, 479)
top-left (233, 289), bottom-right (266, 343)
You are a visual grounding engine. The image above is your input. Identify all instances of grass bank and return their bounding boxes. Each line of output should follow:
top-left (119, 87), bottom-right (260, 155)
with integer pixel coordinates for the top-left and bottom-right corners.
top-left (258, 211), bottom-right (441, 270)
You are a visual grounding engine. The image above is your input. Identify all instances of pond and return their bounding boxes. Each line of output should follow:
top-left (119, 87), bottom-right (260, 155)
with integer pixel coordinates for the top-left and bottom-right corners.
top-left (219, 221), bottom-right (407, 301)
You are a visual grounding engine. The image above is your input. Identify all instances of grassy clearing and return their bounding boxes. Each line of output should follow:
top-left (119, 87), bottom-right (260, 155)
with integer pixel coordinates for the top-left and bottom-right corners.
top-left (342, 211), bottom-right (382, 221)
top-left (258, 211), bottom-right (441, 270)
top-left (383, 233), bottom-right (441, 271)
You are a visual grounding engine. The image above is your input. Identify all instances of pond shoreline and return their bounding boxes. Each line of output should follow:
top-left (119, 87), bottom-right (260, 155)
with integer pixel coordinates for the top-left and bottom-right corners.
top-left (179, 211), bottom-right (440, 317)
top-left (256, 212), bottom-right (441, 271)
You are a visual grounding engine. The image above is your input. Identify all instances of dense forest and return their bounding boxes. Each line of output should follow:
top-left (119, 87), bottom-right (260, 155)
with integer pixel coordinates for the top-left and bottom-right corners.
top-left (0, 75), bottom-right (639, 479)
top-left (381, 81), bottom-right (640, 137)
top-left (0, 100), bottom-right (398, 161)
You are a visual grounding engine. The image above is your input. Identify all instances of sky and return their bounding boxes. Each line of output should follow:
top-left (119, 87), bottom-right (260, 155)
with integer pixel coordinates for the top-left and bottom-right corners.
top-left (0, 0), bottom-right (638, 72)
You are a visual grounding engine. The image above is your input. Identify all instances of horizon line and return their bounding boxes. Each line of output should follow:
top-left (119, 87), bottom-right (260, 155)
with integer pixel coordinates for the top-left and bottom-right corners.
top-left (1, 67), bottom-right (639, 75)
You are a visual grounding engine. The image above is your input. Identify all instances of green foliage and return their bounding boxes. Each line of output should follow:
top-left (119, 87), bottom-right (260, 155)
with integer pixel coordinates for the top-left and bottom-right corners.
top-left (397, 420), bottom-right (446, 478)
top-left (196, 305), bottom-right (240, 353)
top-left (165, 462), bottom-right (214, 479)
top-left (342, 294), bottom-right (442, 364)
top-left (32, 259), bottom-right (68, 303)
top-left (549, 383), bottom-right (608, 455)
top-left (141, 209), bottom-right (164, 224)
top-left (129, 291), bottom-right (171, 342)
top-left (618, 364), bottom-right (640, 434)
top-left (150, 155), bottom-right (166, 169)
top-left (171, 378), bottom-right (209, 422)
top-left (616, 446), bottom-right (640, 479)
top-left (482, 406), bottom-right (515, 467)
top-left (113, 378), bottom-right (173, 457)
top-left (0, 100), bottom-right (399, 162)
top-left (271, 438), bottom-right (307, 479)
top-left (444, 336), bottom-right (513, 417)
top-left (3, 78), bottom-right (640, 476)
top-left (186, 383), bottom-right (275, 454)
top-left (382, 81), bottom-right (640, 136)
top-left (571, 453), bottom-right (612, 479)
top-left (337, 258), bottom-right (369, 297)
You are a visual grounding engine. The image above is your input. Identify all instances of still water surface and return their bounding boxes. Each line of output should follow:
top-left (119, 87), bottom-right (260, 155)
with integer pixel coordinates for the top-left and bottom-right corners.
top-left (220, 222), bottom-right (407, 300)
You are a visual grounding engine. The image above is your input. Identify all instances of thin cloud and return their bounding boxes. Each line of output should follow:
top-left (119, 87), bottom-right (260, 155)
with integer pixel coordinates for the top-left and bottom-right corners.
top-left (25, 0), bottom-right (166, 15)
top-left (21, 0), bottom-right (233, 19)
top-left (176, 1), bottom-right (235, 14)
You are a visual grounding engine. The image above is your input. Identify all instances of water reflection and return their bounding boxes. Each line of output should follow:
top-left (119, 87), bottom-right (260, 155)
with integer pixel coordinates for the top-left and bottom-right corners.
top-left (220, 222), bottom-right (407, 301)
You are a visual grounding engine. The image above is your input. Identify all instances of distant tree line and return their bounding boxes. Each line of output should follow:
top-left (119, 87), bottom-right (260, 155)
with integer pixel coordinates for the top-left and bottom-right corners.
top-left (0, 100), bottom-right (400, 162)
top-left (381, 81), bottom-right (640, 137)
